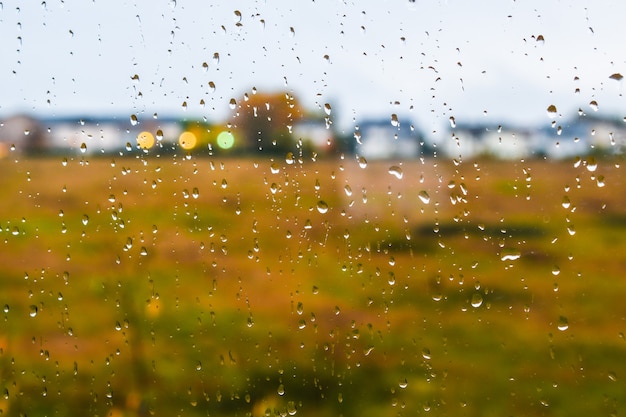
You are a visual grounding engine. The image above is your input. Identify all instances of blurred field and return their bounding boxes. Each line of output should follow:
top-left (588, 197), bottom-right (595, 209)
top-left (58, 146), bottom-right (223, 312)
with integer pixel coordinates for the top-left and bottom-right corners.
top-left (1, 154), bottom-right (625, 417)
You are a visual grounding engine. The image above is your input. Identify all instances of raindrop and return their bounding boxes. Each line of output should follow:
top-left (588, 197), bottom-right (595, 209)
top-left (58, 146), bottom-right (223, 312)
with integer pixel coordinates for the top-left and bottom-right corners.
top-left (470, 293), bottom-right (483, 308)
top-left (388, 165), bottom-right (403, 179)
top-left (586, 157), bottom-right (597, 172)
top-left (551, 266), bottom-right (560, 276)
top-left (449, 116), bottom-right (456, 128)
top-left (29, 305), bottom-right (38, 317)
top-left (317, 201), bottom-right (329, 214)
top-left (609, 73), bottom-right (623, 81)
top-left (557, 316), bottom-right (569, 331)
top-left (546, 105), bottom-right (557, 118)
top-left (324, 103), bottom-right (332, 115)
top-left (357, 156), bottom-right (367, 169)
top-left (500, 248), bottom-right (521, 261)
top-left (79, 143), bottom-right (87, 153)
top-left (589, 100), bottom-right (598, 111)
top-left (229, 98), bottom-right (237, 109)
top-left (130, 114), bottom-right (138, 126)
top-left (390, 113), bottom-right (399, 127)
top-left (418, 190), bottom-right (430, 204)
top-left (561, 196), bottom-right (571, 209)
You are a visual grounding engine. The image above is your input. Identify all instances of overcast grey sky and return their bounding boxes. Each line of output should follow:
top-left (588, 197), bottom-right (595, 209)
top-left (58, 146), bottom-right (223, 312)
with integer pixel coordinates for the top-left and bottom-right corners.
top-left (1, 0), bottom-right (624, 132)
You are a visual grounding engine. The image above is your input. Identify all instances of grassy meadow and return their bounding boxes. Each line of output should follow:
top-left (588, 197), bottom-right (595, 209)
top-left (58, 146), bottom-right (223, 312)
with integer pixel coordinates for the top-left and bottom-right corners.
top-left (1, 153), bottom-right (626, 416)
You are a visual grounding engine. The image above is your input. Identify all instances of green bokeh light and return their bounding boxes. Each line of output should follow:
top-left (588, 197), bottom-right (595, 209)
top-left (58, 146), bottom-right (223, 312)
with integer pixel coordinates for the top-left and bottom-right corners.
top-left (217, 131), bottom-right (235, 149)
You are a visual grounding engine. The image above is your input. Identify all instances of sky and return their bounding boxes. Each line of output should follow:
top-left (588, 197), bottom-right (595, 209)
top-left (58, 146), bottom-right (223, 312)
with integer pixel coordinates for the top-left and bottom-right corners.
top-left (1, 0), bottom-right (625, 134)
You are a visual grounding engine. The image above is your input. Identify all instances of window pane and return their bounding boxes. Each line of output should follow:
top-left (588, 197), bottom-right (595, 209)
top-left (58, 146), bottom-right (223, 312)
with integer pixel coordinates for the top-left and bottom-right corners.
top-left (1, 2), bottom-right (625, 416)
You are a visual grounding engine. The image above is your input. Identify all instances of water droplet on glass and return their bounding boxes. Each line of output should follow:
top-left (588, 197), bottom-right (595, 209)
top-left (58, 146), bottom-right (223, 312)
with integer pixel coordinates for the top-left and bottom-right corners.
top-left (449, 116), bottom-right (456, 128)
top-left (589, 100), bottom-right (598, 111)
top-left (80, 143), bottom-right (87, 153)
top-left (557, 316), bottom-right (569, 331)
top-left (324, 103), bottom-right (332, 115)
top-left (470, 293), bottom-right (483, 308)
top-left (358, 156), bottom-right (367, 169)
top-left (418, 190), bottom-right (430, 204)
top-left (317, 201), bottom-right (329, 214)
top-left (586, 157), bottom-right (597, 172)
top-left (29, 305), bottom-right (38, 317)
top-left (229, 98), bottom-right (237, 109)
top-left (390, 113), bottom-right (399, 127)
top-left (546, 105), bottom-right (557, 118)
top-left (551, 266), bottom-right (560, 276)
top-left (500, 248), bottom-right (521, 261)
top-left (388, 165), bottom-right (403, 179)
top-left (561, 196), bottom-right (571, 209)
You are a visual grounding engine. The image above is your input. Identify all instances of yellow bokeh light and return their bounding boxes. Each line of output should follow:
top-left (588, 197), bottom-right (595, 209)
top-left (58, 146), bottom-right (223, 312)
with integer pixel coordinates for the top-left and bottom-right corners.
top-left (178, 131), bottom-right (197, 150)
top-left (136, 131), bottom-right (155, 149)
top-left (217, 131), bottom-right (235, 149)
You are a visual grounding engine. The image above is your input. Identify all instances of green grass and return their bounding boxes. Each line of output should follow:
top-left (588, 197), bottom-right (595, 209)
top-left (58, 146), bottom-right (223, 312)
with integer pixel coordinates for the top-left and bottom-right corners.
top-left (0, 155), bottom-right (625, 416)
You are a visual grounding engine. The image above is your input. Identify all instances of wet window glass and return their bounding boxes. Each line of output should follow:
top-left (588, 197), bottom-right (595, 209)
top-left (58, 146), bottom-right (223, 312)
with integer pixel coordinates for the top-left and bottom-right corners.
top-left (1, 1), bottom-right (626, 416)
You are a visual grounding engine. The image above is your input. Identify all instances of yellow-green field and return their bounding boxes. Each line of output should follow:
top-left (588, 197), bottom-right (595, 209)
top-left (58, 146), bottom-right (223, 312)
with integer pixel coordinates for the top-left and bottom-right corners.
top-left (1, 154), bottom-right (625, 416)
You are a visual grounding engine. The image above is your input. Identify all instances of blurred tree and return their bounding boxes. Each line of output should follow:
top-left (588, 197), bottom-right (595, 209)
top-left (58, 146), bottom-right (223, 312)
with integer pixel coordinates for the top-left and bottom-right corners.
top-left (230, 91), bottom-right (304, 155)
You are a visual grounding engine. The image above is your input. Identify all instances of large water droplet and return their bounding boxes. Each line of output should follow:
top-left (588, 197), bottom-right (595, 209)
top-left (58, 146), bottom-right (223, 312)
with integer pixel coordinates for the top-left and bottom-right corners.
top-left (29, 305), bottom-right (38, 317)
top-left (418, 190), bottom-right (430, 204)
top-left (470, 293), bottom-right (483, 308)
top-left (546, 105), bottom-right (557, 118)
top-left (317, 201), bottom-right (329, 214)
top-left (500, 248), bottom-right (521, 261)
top-left (388, 165), bottom-right (403, 179)
top-left (357, 156), bottom-right (367, 169)
top-left (557, 316), bottom-right (569, 331)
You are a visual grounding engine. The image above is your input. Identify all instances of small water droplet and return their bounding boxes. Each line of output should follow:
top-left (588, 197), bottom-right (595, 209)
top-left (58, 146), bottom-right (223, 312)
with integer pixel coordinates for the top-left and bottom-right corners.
top-left (546, 105), bottom-right (557, 118)
top-left (29, 305), bottom-right (38, 317)
top-left (357, 156), bottom-right (367, 169)
top-left (79, 143), bottom-right (87, 153)
top-left (390, 113), bottom-right (399, 127)
top-left (589, 100), bottom-right (598, 111)
top-left (324, 103), bottom-right (332, 115)
top-left (418, 190), bottom-right (430, 204)
top-left (449, 116), bottom-right (456, 128)
top-left (557, 316), bottom-right (569, 331)
top-left (229, 98), bottom-right (237, 109)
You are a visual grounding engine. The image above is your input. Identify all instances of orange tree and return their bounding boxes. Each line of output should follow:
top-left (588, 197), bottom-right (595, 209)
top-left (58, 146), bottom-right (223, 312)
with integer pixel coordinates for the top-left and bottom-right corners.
top-left (229, 90), bottom-right (304, 155)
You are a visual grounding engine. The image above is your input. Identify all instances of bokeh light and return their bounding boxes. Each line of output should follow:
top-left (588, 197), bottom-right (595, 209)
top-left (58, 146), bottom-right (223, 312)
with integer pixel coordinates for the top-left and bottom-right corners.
top-left (136, 131), bottom-right (155, 149)
top-left (217, 131), bottom-right (235, 149)
top-left (178, 131), bottom-right (197, 150)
